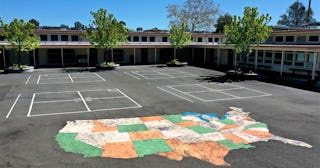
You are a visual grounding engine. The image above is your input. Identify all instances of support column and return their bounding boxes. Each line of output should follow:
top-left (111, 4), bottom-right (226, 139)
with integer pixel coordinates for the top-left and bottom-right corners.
top-left (61, 48), bottom-right (64, 68)
top-left (280, 50), bottom-right (284, 76)
top-left (192, 48), bottom-right (194, 63)
top-left (87, 48), bottom-right (90, 67)
top-left (33, 50), bottom-right (36, 68)
top-left (312, 52), bottom-right (317, 80)
top-left (255, 50), bottom-right (258, 71)
top-left (2, 48), bottom-right (6, 70)
top-left (203, 48), bottom-right (206, 65)
top-left (154, 48), bottom-right (157, 64)
top-left (217, 48), bottom-right (220, 67)
top-left (133, 48), bottom-right (136, 65)
top-left (234, 51), bottom-right (237, 69)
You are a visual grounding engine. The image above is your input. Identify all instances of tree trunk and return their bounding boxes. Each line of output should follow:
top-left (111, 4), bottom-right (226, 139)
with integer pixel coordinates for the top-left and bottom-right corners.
top-left (174, 48), bottom-right (176, 60)
top-left (18, 44), bottom-right (21, 69)
top-left (111, 48), bottom-right (114, 62)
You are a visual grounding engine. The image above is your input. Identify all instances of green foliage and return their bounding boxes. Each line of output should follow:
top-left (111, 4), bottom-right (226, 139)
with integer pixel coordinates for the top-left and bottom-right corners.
top-left (28, 19), bottom-right (40, 27)
top-left (170, 59), bottom-right (180, 64)
top-left (169, 23), bottom-right (192, 59)
top-left (167, 0), bottom-right (220, 31)
top-left (1, 18), bottom-right (40, 68)
top-left (215, 13), bottom-right (233, 33)
top-left (74, 21), bottom-right (85, 30)
top-left (100, 61), bottom-right (116, 67)
top-left (86, 8), bottom-right (128, 62)
top-left (277, 1), bottom-right (316, 27)
top-left (224, 7), bottom-right (272, 57)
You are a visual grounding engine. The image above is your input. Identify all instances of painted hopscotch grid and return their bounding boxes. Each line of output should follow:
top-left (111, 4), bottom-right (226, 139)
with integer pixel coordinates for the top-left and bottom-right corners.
top-left (36, 73), bottom-right (106, 84)
top-left (129, 69), bottom-right (198, 80)
top-left (159, 83), bottom-right (272, 102)
top-left (27, 88), bottom-right (142, 117)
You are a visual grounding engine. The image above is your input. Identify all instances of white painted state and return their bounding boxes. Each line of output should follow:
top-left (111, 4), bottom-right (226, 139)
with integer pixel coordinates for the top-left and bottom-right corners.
top-left (5, 94), bottom-right (21, 118)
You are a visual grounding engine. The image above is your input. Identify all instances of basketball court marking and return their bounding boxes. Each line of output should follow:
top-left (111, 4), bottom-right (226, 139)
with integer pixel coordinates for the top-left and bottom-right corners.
top-left (36, 73), bottom-right (105, 84)
top-left (27, 88), bottom-right (142, 117)
top-left (129, 69), bottom-right (198, 80)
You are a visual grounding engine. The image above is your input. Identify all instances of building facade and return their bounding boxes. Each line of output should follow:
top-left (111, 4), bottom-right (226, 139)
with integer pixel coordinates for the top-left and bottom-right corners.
top-left (0, 28), bottom-right (319, 80)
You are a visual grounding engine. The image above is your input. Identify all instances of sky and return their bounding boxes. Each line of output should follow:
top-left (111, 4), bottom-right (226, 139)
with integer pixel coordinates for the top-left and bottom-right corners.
top-left (1, 0), bottom-right (319, 30)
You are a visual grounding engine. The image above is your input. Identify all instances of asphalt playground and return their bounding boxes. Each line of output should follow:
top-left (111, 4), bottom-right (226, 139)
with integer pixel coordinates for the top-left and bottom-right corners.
top-left (0, 65), bottom-right (319, 168)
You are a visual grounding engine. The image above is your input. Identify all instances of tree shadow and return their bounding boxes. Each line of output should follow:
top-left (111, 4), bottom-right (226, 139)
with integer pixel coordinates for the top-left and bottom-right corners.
top-left (196, 74), bottom-right (244, 83)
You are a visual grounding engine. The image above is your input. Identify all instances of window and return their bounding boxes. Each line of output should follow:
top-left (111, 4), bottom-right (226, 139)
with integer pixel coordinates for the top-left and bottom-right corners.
top-left (141, 36), bottom-right (147, 42)
top-left (51, 35), bottom-right (58, 41)
top-left (309, 36), bottom-right (319, 42)
top-left (133, 36), bottom-right (139, 42)
top-left (285, 36), bottom-right (294, 42)
top-left (258, 50), bottom-right (264, 63)
top-left (214, 38), bottom-right (219, 42)
top-left (61, 35), bottom-right (69, 41)
top-left (296, 36), bottom-right (306, 42)
top-left (47, 49), bottom-right (62, 64)
top-left (265, 37), bottom-right (273, 43)
top-left (294, 52), bottom-right (305, 66)
top-left (71, 35), bottom-right (79, 41)
top-left (275, 36), bottom-right (283, 42)
top-left (208, 38), bottom-right (213, 42)
top-left (197, 37), bottom-right (202, 42)
top-left (149, 36), bottom-right (155, 42)
top-left (265, 51), bottom-right (273, 64)
top-left (274, 52), bottom-right (282, 64)
top-left (40, 35), bottom-right (47, 41)
top-left (284, 52), bottom-right (293, 65)
top-left (162, 37), bottom-right (168, 42)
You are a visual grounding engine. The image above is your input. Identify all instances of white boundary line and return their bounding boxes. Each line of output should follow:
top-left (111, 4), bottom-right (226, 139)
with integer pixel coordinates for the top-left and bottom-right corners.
top-left (184, 87), bottom-right (243, 94)
top-left (5, 93), bottom-right (21, 119)
top-left (124, 72), bottom-right (141, 79)
top-left (27, 94), bottom-right (35, 117)
top-left (28, 106), bottom-right (141, 117)
top-left (197, 85), bottom-right (240, 98)
top-left (25, 75), bottom-right (32, 85)
top-left (131, 71), bottom-right (150, 79)
top-left (94, 73), bottom-right (106, 81)
top-left (116, 89), bottom-right (142, 108)
top-left (40, 77), bottom-right (69, 80)
top-left (38, 80), bottom-right (105, 85)
top-left (36, 75), bottom-right (41, 84)
top-left (68, 74), bottom-right (74, 82)
top-left (34, 99), bottom-right (76, 104)
top-left (157, 87), bottom-right (194, 103)
top-left (90, 96), bottom-right (125, 100)
top-left (77, 91), bottom-right (91, 111)
top-left (153, 70), bottom-right (174, 78)
top-left (167, 85), bottom-right (210, 102)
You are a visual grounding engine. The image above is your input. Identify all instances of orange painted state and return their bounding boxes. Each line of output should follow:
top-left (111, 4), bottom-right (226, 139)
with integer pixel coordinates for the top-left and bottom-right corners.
top-left (224, 133), bottom-right (249, 144)
top-left (158, 139), bottom-right (231, 166)
top-left (176, 121), bottom-right (199, 127)
top-left (102, 142), bottom-right (138, 159)
top-left (92, 120), bottom-right (117, 132)
top-left (244, 130), bottom-right (273, 138)
top-left (129, 130), bottom-right (164, 141)
top-left (221, 124), bottom-right (240, 131)
top-left (140, 116), bottom-right (165, 122)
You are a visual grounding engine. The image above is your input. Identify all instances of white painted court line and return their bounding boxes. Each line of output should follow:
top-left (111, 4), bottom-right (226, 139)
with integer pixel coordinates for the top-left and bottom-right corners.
top-left (167, 85), bottom-right (208, 102)
top-left (28, 106), bottom-right (142, 117)
top-left (25, 75), bottom-right (32, 85)
top-left (197, 85), bottom-right (240, 98)
top-left (40, 77), bottom-right (69, 80)
top-left (36, 75), bottom-right (41, 84)
top-left (116, 89), bottom-right (142, 108)
top-left (68, 74), bottom-right (74, 83)
top-left (131, 71), bottom-right (150, 79)
top-left (154, 70), bottom-right (175, 78)
top-left (77, 91), bottom-right (91, 111)
top-left (124, 72), bottom-right (141, 79)
top-left (35, 90), bottom-right (77, 94)
top-left (34, 99), bottom-right (77, 104)
top-left (90, 96), bottom-right (126, 100)
top-left (5, 93), bottom-right (21, 119)
top-left (94, 73), bottom-right (106, 81)
top-left (157, 87), bottom-right (194, 103)
top-left (27, 94), bottom-right (35, 117)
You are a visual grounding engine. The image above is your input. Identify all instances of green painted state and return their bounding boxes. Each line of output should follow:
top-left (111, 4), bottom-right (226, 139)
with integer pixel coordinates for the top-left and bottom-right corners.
top-left (162, 114), bottom-right (185, 123)
top-left (219, 119), bottom-right (236, 125)
top-left (244, 122), bottom-right (268, 130)
top-left (187, 126), bottom-right (219, 134)
top-left (56, 133), bottom-right (103, 157)
top-left (133, 138), bottom-right (172, 157)
top-left (217, 139), bottom-right (254, 150)
top-left (118, 124), bottom-right (148, 132)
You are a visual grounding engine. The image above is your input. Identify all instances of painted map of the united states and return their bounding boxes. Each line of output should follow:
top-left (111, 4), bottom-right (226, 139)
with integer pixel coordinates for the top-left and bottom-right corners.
top-left (56, 107), bottom-right (312, 166)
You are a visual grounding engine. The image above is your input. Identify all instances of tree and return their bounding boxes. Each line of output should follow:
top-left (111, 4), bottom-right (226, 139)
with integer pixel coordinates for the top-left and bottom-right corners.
top-left (169, 23), bottom-right (192, 59)
top-left (74, 21), bottom-right (85, 30)
top-left (166, 0), bottom-right (220, 32)
top-left (277, 1), bottom-right (316, 27)
top-left (1, 19), bottom-right (40, 68)
top-left (215, 13), bottom-right (232, 33)
top-left (28, 19), bottom-right (40, 27)
top-left (224, 7), bottom-right (272, 70)
top-left (86, 9), bottom-right (128, 62)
